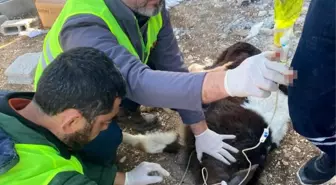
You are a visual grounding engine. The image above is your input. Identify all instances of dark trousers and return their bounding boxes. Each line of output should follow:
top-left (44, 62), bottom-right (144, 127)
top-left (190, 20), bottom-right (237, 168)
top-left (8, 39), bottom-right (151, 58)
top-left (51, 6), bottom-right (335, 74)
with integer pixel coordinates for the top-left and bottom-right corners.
top-left (80, 59), bottom-right (160, 165)
top-left (79, 98), bottom-right (142, 165)
top-left (288, 0), bottom-right (335, 161)
top-left (80, 121), bottom-right (123, 165)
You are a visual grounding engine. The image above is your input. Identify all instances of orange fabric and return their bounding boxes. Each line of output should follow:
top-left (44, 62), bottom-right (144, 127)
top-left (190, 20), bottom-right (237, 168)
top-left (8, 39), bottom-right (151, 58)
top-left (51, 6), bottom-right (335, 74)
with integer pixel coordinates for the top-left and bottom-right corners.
top-left (8, 98), bottom-right (31, 111)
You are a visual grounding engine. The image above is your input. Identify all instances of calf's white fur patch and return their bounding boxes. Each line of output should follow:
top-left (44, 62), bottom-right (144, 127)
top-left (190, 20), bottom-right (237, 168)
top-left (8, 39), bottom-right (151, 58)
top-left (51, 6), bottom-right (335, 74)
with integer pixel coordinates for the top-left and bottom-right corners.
top-left (242, 90), bottom-right (290, 146)
top-left (122, 131), bottom-right (178, 153)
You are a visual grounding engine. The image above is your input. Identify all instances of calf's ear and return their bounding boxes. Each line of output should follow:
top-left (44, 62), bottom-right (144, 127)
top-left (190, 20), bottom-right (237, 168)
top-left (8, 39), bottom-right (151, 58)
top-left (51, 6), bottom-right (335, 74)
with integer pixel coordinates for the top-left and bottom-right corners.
top-left (227, 164), bottom-right (259, 185)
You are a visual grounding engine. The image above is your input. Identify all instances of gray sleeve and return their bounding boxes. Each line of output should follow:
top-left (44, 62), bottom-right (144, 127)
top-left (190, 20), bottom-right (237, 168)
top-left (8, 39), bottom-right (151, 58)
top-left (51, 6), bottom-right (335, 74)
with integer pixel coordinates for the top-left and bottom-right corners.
top-left (60, 15), bottom-right (206, 113)
top-left (147, 8), bottom-right (205, 124)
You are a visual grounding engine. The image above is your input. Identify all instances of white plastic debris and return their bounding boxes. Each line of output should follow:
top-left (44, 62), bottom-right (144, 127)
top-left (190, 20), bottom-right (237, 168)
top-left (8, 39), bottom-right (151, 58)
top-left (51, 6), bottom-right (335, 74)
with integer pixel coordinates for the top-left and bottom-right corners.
top-left (244, 22), bottom-right (264, 40)
top-left (19, 28), bottom-right (49, 38)
top-left (166, 0), bottom-right (184, 9)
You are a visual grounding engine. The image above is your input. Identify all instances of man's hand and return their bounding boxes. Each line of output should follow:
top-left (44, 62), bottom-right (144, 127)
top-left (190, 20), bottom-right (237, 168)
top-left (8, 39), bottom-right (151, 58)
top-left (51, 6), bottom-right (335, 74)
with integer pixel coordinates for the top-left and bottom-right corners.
top-left (124, 161), bottom-right (170, 185)
top-left (224, 51), bottom-right (295, 98)
top-left (190, 121), bottom-right (239, 165)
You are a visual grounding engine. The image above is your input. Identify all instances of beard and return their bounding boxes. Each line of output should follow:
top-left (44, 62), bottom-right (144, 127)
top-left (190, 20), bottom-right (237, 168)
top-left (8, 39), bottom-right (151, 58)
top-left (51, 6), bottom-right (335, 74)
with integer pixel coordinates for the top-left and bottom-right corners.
top-left (134, 0), bottom-right (164, 17)
top-left (62, 123), bottom-right (93, 151)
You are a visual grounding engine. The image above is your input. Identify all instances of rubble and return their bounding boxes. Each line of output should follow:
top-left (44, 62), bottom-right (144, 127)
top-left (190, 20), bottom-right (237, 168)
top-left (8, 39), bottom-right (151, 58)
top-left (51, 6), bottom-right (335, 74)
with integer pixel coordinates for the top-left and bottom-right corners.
top-left (5, 52), bottom-right (41, 84)
top-left (0, 17), bottom-right (39, 36)
top-left (0, 15), bottom-right (8, 26)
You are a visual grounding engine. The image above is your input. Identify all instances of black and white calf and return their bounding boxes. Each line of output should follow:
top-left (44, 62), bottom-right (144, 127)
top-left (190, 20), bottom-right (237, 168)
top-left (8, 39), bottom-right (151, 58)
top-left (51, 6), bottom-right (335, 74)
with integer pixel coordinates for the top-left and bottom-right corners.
top-left (122, 42), bottom-right (290, 185)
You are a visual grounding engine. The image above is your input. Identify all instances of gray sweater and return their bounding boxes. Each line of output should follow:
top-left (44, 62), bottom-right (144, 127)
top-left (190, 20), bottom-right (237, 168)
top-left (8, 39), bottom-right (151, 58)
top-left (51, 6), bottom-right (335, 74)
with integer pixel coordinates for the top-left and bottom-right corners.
top-left (59, 0), bottom-right (206, 124)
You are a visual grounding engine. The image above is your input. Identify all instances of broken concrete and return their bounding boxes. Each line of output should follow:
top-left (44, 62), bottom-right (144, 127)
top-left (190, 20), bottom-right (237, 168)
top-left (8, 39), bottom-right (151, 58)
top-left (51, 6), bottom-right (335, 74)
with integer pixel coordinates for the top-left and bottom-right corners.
top-left (5, 52), bottom-right (41, 84)
top-left (0, 15), bottom-right (8, 26)
top-left (0, 17), bottom-right (39, 36)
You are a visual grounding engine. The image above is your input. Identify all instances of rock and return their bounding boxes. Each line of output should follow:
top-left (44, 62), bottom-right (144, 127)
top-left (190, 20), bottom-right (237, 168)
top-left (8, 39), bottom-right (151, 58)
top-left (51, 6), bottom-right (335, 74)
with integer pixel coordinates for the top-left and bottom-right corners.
top-left (284, 152), bottom-right (290, 158)
top-left (232, 29), bottom-right (249, 37)
top-left (282, 161), bottom-right (289, 166)
top-left (258, 10), bottom-right (268, 17)
top-left (220, 16), bottom-right (245, 33)
top-left (0, 15), bottom-right (8, 26)
top-left (119, 156), bottom-right (127, 163)
top-left (263, 16), bottom-right (275, 29)
top-left (204, 57), bottom-right (213, 66)
top-left (293, 146), bottom-right (301, 153)
top-left (5, 52), bottom-right (41, 84)
top-left (238, 0), bottom-right (250, 6)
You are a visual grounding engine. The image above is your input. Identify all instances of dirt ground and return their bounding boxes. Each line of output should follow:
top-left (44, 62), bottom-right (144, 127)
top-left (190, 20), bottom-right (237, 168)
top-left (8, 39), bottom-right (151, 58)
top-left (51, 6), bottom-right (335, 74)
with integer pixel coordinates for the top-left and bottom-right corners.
top-left (0, 0), bottom-right (335, 185)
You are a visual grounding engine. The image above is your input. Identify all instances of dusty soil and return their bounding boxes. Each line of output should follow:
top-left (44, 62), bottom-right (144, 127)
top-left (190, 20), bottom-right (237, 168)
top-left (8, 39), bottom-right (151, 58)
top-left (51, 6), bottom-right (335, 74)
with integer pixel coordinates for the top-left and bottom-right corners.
top-left (0, 0), bottom-right (335, 185)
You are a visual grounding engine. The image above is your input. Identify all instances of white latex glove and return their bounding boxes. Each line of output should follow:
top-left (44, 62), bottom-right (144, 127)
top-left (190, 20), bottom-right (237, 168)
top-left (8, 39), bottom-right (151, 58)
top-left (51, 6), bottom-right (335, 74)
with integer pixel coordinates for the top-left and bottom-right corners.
top-left (195, 128), bottom-right (239, 165)
top-left (125, 161), bottom-right (170, 185)
top-left (221, 181), bottom-right (228, 185)
top-left (224, 51), bottom-right (293, 98)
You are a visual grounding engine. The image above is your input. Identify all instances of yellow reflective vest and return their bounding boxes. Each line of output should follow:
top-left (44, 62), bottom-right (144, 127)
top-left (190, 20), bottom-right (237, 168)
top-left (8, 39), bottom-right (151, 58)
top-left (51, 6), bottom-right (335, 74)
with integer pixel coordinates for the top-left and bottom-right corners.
top-left (34, 0), bottom-right (163, 90)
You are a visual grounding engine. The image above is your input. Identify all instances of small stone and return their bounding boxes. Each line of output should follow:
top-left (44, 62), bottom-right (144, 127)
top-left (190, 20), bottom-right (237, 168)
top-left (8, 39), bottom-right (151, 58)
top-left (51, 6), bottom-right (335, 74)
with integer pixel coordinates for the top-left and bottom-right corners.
top-left (5, 52), bottom-right (41, 84)
top-left (232, 29), bottom-right (249, 37)
top-left (283, 161), bottom-right (289, 166)
top-left (239, 0), bottom-right (250, 6)
top-left (187, 55), bottom-right (193, 60)
top-left (119, 156), bottom-right (127, 163)
top-left (204, 57), bottom-right (213, 66)
top-left (293, 146), bottom-right (301, 153)
top-left (258, 10), bottom-right (268, 17)
top-left (284, 152), bottom-right (290, 158)
top-left (263, 16), bottom-right (275, 29)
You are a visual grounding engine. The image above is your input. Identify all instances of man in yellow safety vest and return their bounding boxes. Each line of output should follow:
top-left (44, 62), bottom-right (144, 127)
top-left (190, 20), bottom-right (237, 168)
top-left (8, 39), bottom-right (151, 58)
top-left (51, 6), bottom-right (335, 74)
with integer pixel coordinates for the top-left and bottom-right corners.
top-left (0, 47), bottom-right (170, 185)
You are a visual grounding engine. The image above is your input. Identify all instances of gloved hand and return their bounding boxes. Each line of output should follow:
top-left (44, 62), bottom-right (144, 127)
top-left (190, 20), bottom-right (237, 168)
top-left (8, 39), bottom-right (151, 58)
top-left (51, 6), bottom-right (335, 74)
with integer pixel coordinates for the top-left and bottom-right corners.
top-left (125, 161), bottom-right (170, 185)
top-left (224, 51), bottom-right (294, 98)
top-left (195, 128), bottom-right (239, 165)
top-left (221, 181), bottom-right (228, 185)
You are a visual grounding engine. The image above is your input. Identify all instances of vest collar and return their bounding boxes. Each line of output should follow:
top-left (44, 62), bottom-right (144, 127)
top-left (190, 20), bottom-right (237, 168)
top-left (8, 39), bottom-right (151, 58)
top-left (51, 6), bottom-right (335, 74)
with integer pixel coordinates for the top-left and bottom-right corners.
top-left (0, 92), bottom-right (72, 159)
top-left (104, 0), bottom-right (137, 21)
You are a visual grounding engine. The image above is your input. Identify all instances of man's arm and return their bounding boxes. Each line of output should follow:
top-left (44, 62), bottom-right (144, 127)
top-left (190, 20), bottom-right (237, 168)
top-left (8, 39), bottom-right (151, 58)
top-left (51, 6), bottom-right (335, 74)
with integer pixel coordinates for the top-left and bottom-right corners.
top-left (145, 6), bottom-right (211, 125)
top-left (60, 15), bottom-right (229, 113)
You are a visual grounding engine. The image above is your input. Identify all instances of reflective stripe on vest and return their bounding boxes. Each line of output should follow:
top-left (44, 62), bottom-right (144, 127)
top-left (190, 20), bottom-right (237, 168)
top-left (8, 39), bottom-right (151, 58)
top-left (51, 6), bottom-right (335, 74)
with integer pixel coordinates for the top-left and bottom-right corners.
top-left (34, 0), bottom-right (163, 90)
top-left (0, 144), bottom-right (83, 185)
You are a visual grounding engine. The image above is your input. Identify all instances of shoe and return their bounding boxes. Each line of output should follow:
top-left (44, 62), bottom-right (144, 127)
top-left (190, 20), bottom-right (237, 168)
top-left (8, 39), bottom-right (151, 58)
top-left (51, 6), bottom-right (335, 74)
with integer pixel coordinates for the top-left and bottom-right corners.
top-left (297, 152), bottom-right (336, 185)
top-left (116, 107), bottom-right (159, 133)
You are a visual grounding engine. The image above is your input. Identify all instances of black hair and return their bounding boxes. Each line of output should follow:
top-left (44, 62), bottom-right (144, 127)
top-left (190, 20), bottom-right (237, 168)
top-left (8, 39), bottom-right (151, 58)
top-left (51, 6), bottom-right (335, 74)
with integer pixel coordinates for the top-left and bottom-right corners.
top-left (34, 47), bottom-right (126, 123)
